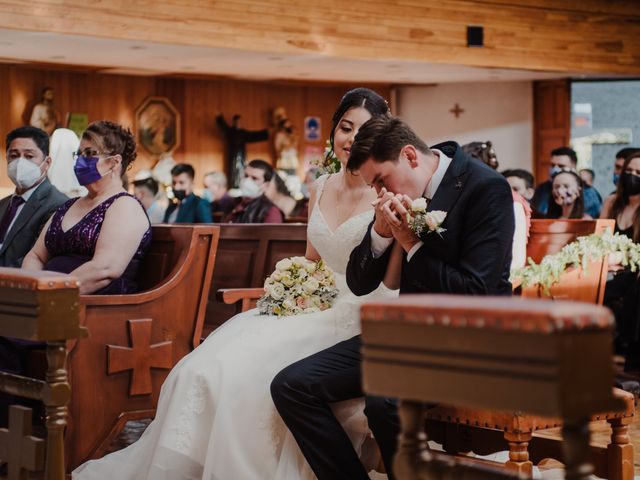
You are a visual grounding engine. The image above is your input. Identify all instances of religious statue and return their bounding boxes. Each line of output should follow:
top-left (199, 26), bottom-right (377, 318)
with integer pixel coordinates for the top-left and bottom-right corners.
top-left (272, 107), bottom-right (299, 175)
top-left (30, 86), bottom-right (60, 135)
top-left (216, 113), bottom-right (270, 189)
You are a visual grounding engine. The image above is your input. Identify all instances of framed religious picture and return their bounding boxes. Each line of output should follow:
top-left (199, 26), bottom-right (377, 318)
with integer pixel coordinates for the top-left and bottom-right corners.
top-left (135, 96), bottom-right (181, 156)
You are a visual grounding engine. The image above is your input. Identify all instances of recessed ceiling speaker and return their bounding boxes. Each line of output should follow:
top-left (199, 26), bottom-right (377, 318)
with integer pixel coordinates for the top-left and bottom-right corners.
top-left (467, 26), bottom-right (484, 47)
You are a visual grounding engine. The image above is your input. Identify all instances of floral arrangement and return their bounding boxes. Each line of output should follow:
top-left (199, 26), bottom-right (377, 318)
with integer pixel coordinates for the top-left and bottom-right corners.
top-left (406, 197), bottom-right (447, 236)
top-left (511, 231), bottom-right (640, 294)
top-left (257, 256), bottom-right (340, 316)
top-left (313, 140), bottom-right (341, 177)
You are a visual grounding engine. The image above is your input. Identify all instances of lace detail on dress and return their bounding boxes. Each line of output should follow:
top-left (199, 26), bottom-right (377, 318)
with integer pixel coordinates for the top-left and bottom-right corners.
top-left (257, 398), bottom-right (287, 459)
top-left (174, 373), bottom-right (207, 454)
top-left (307, 174), bottom-right (374, 275)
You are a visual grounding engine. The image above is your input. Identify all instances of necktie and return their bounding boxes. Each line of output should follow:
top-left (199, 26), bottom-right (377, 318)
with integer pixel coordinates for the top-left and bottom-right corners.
top-left (0, 196), bottom-right (26, 242)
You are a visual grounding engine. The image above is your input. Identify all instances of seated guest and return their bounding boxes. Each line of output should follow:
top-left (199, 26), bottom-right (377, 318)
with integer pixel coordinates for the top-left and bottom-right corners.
top-left (133, 177), bottom-right (165, 224)
top-left (48, 128), bottom-right (87, 198)
top-left (462, 140), bottom-right (499, 169)
top-left (204, 171), bottom-right (235, 219)
top-left (601, 150), bottom-right (640, 370)
top-left (532, 147), bottom-right (602, 218)
top-left (164, 163), bottom-right (212, 224)
top-left (545, 168), bottom-right (590, 219)
top-left (226, 159), bottom-right (284, 223)
top-left (266, 172), bottom-right (298, 217)
top-left (613, 147), bottom-right (640, 189)
top-left (503, 168), bottom-right (535, 202)
top-left (22, 120), bottom-right (151, 295)
top-left (0, 126), bottom-right (67, 267)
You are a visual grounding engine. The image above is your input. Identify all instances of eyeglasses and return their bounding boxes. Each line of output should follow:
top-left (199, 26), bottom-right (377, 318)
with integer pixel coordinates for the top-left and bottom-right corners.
top-left (72, 148), bottom-right (113, 161)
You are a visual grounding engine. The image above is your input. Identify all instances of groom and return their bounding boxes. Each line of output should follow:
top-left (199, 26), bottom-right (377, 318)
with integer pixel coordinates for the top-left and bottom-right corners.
top-left (271, 116), bottom-right (515, 479)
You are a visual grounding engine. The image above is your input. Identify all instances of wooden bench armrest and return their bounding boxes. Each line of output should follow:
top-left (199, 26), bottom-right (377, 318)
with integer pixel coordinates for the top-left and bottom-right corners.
top-left (217, 288), bottom-right (265, 305)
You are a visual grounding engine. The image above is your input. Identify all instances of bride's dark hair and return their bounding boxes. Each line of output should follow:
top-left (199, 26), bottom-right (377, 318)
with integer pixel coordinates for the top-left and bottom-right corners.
top-left (327, 88), bottom-right (390, 161)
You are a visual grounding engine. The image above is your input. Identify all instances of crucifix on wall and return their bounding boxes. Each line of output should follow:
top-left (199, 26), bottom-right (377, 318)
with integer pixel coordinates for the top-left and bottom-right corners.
top-left (449, 103), bottom-right (465, 118)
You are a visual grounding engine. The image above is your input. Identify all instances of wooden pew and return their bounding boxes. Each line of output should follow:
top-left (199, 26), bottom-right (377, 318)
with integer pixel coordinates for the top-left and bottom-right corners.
top-left (428, 218), bottom-right (633, 479)
top-left (361, 295), bottom-right (626, 480)
top-left (205, 223), bottom-right (306, 334)
top-left (526, 218), bottom-right (613, 263)
top-left (0, 269), bottom-right (86, 480)
top-left (65, 224), bottom-right (220, 471)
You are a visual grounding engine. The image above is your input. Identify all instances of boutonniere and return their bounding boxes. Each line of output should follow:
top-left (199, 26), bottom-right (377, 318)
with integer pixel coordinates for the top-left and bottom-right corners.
top-left (406, 198), bottom-right (447, 236)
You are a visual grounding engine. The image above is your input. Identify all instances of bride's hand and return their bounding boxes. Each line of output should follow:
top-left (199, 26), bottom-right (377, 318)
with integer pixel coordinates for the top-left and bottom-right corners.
top-left (372, 188), bottom-right (395, 238)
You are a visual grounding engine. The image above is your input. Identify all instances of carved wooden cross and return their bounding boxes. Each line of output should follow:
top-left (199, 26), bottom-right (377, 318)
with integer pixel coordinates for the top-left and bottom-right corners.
top-left (449, 103), bottom-right (465, 118)
top-left (107, 318), bottom-right (173, 396)
top-left (0, 405), bottom-right (45, 480)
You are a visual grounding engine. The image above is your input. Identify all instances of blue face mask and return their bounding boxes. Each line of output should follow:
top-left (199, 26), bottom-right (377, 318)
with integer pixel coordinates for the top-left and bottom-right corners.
top-left (613, 173), bottom-right (620, 186)
top-left (74, 155), bottom-right (103, 186)
top-left (549, 165), bottom-right (563, 178)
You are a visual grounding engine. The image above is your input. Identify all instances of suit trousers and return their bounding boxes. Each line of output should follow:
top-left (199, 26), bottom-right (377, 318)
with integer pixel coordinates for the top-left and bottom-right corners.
top-left (271, 335), bottom-right (400, 480)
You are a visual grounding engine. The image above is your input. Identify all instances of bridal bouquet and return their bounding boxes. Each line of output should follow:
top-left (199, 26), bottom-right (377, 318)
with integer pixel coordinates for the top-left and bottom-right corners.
top-left (257, 256), bottom-right (339, 317)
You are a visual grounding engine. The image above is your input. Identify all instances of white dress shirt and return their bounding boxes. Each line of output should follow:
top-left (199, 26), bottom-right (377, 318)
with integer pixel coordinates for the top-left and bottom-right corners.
top-left (370, 149), bottom-right (452, 261)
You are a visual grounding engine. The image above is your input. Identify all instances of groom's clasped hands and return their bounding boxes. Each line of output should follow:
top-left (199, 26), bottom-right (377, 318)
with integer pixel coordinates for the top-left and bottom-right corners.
top-left (371, 187), bottom-right (421, 253)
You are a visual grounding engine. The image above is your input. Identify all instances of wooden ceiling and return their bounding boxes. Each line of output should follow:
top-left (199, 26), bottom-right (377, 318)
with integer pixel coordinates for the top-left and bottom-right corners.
top-left (0, 0), bottom-right (638, 76)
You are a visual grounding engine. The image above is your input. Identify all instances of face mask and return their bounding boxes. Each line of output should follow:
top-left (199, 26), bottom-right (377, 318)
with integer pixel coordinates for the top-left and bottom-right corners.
top-left (553, 186), bottom-right (578, 206)
top-left (549, 165), bottom-right (563, 178)
top-left (621, 172), bottom-right (640, 196)
top-left (240, 177), bottom-right (262, 198)
top-left (613, 173), bottom-right (620, 186)
top-left (74, 155), bottom-right (104, 186)
top-left (173, 189), bottom-right (187, 201)
top-left (7, 157), bottom-right (44, 190)
top-left (201, 189), bottom-right (213, 202)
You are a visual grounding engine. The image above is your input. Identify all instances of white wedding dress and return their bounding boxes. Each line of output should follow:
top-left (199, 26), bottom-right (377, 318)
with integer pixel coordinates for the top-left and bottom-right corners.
top-left (73, 175), bottom-right (397, 480)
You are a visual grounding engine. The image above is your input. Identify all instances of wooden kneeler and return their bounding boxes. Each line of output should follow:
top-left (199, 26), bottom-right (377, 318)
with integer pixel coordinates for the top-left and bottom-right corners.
top-left (0, 269), bottom-right (86, 480)
top-left (361, 295), bottom-right (627, 480)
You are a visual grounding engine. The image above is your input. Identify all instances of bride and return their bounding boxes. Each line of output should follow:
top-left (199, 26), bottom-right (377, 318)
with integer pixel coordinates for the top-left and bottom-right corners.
top-left (73, 87), bottom-right (400, 480)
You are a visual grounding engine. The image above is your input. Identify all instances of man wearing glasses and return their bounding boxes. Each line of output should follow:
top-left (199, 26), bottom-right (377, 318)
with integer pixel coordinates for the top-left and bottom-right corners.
top-left (0, 126), bottom-right (67, 268)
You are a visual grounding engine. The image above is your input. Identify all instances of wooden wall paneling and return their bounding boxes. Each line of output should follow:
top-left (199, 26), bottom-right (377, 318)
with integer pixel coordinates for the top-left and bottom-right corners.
top-left (533, 79), bottom-right (570, 184)
top-left (0, 63), bottom-right (390, 189)
top-left (0, 1), bottom-right (638, 75)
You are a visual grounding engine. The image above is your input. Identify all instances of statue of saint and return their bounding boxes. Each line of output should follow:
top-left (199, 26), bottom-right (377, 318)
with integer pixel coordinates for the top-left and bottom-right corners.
top-left (30, 86), bottom-right (60, 135)
top-left (216, 113), bottom-right (270, 189)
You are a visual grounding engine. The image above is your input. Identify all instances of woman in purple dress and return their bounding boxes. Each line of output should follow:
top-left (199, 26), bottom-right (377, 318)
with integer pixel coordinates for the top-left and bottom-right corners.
top-left (23, 121), bottom-right (151, 295)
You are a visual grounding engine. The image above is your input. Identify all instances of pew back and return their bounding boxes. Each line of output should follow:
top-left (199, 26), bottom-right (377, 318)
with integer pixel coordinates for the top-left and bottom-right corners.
top-left (65, 225), bottom-right (220, 470)
top-left (526, 218), bottom-right (613, 263)
top-left (205, 223), bottom-right (307, 332)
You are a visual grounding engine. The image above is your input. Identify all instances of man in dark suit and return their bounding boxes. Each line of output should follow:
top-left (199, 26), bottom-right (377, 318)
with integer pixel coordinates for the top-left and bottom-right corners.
top-left (271, 116), bottom-right (515, 480)
top-left (0, 126), bottom-right (67, 268)
top-left (164, 163), bottom-right (212, 224)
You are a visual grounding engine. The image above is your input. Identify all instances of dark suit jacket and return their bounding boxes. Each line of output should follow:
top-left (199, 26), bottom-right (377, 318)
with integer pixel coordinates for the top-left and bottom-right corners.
top-left (347, 141), bottom-right (514, 296)
top-left (164, 193), bottom-right (212, 223)
top-left (0, 178), bottom-right (68, 268)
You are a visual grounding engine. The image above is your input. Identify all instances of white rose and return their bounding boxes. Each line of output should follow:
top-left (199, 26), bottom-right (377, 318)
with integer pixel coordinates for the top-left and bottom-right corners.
top-left (269, 283), bottom-right (285, 300)
top-left (305, 262), bottom-right (317, 274)
top-left (303, 277), bottom-right (320, 293)
top-left (281, 275), bottom-right (294, 287)
top-left (298, 269), bottom-right (308, 279)
top-left (425, 210), bottom-right (447, 230)
top-left (282, 297), bottom-right (296, 310)
top-left (276, 258), bottom-right (293, 271)
top-left (411, 197), bottom-right (428, 212)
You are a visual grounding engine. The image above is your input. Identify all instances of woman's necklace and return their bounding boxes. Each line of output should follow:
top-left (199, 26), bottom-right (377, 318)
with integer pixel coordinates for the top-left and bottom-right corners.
top-left (332, 173), bottom-right (367, 224)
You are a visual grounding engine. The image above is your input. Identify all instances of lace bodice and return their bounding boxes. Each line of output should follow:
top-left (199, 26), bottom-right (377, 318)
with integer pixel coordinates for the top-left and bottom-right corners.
top-left (307, 175), bottom-right (373, 276)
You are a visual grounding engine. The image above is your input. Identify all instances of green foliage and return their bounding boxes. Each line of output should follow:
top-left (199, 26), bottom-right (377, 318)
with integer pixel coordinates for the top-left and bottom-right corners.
top-left (511, 231), bottom-right (640, 294)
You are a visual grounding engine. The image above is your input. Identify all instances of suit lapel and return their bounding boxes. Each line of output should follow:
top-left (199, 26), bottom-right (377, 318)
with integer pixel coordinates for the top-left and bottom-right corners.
top-left (0, 181), bottom-right (48, 253)
top-left (424, 143), bottom-right (469, 237)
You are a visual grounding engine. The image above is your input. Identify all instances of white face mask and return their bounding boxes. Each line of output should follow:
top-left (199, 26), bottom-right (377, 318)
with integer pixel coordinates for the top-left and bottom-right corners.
top-left (240, 177), bottom-right (262, 198)
top-left (7, 157), bottom-right (44, 190)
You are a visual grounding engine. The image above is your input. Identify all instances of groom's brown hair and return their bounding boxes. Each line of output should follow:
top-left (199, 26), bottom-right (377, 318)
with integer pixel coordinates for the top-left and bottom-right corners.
top-left (347, 116), bottom-right (430, 172)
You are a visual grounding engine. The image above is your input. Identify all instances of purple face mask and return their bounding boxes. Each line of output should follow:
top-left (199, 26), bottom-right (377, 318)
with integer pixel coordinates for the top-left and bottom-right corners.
top-left (74, 155), bottom-right (103, 186)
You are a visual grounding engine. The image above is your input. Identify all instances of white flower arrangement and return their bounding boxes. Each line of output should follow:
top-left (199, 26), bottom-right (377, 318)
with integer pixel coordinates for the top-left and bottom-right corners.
top-left (257, 256), bottom-right (339, 317)
top-left (511, 231), bottom-right (640, 294)
top-left (406, 198), bottom-right (447, 236)
top-left (312, 140), bottom-right (341, 177)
